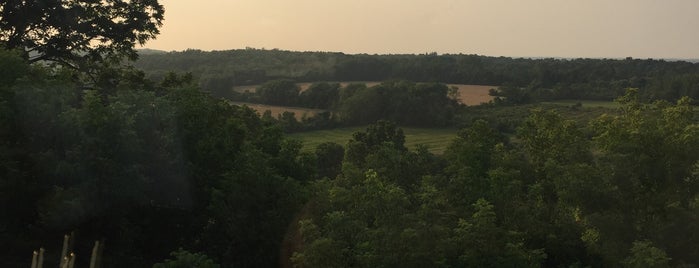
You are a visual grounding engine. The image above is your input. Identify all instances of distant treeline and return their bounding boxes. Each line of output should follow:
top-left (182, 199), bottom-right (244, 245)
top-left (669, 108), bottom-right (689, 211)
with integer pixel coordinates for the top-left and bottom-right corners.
top-left (135, 48), bottom-right (699, 102)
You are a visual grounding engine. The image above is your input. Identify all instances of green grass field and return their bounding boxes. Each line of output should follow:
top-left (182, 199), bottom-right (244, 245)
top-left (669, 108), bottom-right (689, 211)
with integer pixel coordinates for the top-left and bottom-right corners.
top-left (288, 126), bottom-right (459, 154)
top-left (542, 99), bottom-right (619, 109)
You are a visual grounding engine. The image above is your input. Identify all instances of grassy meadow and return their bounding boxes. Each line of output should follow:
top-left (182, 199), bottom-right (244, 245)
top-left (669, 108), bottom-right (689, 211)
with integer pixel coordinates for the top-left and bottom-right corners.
top-left (288, 126), bottom-right (459, 154)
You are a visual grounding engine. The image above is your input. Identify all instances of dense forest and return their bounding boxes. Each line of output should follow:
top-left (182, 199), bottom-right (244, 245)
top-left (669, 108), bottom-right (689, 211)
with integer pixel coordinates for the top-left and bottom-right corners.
top-left (135, 48), bottom-right (699, 102)
top-left (3, 1), bottom-right (699, 267)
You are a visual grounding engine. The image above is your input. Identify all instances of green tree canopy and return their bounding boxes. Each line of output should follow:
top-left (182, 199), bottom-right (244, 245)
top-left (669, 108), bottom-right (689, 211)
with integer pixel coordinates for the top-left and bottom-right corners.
top-left (256, 79), bottom-right (300, 106)
top-left (0, 0), bottom-right (164, 69)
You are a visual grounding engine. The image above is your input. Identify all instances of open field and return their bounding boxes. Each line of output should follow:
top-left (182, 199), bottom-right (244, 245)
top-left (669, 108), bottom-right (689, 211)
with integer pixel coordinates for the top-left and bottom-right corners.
top-left (542, 100), bottom-right (619, 109)
top-left (288, 126), bottom-right (459, 154)
top-left (230, 101), bottom-right (325, 120)
top-left (233, 82), bottom-right (497, 106)
top-left (447, 84), bottom-right (496, 106)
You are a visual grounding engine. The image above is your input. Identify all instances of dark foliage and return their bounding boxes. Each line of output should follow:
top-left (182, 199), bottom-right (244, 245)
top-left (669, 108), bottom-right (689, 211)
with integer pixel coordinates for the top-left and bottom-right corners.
top-left (1, 0), bottom-right (164, 70)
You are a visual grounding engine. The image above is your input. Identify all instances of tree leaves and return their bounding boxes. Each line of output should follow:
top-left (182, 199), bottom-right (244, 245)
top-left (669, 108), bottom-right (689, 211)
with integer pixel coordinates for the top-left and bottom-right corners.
top-left (1, 0), bottom-right (164, 70)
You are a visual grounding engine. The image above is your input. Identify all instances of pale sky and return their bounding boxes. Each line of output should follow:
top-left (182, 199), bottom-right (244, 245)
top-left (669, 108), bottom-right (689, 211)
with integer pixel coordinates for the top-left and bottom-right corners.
top-left (142, 0), bottom-right (699, 59)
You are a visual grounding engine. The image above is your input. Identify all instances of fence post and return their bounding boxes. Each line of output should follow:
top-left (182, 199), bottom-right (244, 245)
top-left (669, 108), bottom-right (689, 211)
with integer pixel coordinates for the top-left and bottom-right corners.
top-left (30, 250), bottom-right (38, 268)
top-left (89, 241), bottom-right (100, 268)
top-left (60, 234), bottom-right (70, 267)
top-left (37, 248), bottom-right (44, 268)
top-left (68, 253), bottom-right (75, 268)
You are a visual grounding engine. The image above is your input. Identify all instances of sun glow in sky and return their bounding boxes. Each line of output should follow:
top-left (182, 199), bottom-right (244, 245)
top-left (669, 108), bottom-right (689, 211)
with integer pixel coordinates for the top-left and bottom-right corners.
top-left (143, 0), bottom-right (699, 59)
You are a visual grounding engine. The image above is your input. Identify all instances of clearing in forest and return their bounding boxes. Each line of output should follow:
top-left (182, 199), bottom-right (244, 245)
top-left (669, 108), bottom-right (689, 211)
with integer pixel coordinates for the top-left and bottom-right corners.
top-left (446, 84), bottom-right (496, 106)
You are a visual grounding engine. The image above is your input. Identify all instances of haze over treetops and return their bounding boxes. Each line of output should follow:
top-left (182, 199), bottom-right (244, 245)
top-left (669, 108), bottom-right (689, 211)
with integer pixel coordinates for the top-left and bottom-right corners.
top-left (144, 0), bottom-right (699, 59)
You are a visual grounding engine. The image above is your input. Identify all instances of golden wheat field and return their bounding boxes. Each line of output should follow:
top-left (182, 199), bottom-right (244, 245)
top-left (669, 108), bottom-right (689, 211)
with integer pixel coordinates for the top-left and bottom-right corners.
top-left (446, 84), bottom-right (497, 105)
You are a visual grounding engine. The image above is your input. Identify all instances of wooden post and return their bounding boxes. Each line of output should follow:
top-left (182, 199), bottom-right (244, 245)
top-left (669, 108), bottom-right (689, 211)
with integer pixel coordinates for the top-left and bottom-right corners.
top-left (97, 240), bottom-right (105, 268)
top-left (60, 234), bottom-right (70, 266)
top-left (89, 241), bottom-right (100, 268)
top-left (68, 231), bottom-right (75, 255)
top-left (60, 257), bottom-right (68, 268)
top-left (30, 250), bottom-right (38, 268)
top-left (37, 248), bottom-right (44, 268)
top-left (67, 253), bottom-right (75, 268)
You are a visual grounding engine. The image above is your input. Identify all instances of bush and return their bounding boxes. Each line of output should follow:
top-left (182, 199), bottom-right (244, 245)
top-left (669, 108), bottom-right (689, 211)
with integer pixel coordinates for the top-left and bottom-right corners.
top-left (153, 249), bottom-right (220, 268)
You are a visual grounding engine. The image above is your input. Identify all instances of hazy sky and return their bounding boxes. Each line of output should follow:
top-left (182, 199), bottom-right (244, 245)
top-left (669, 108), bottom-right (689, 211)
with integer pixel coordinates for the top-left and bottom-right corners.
top-left (143, 0), bottom-right (699, 59)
